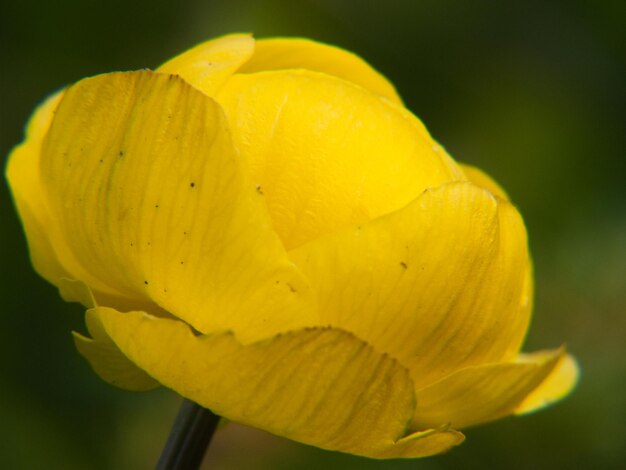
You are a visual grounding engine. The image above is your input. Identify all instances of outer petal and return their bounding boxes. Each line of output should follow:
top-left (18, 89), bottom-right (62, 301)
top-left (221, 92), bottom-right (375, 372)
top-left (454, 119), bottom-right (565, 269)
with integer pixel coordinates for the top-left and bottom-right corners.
top-left (515, 353), bottom-right (579, 414)
top-left (5, 91), bottom-right (71, 284)
top-left (290, 182), bottom-right (532, 388)
top-left (157, 34), bottom-right (255, 95)
top-left (239, 37), bottom-right (403, 104)
top-left (6, 94), bottom-right (173, 307)
top-left (460, 163), bottom-right (535, 349)
top-left (216, 70), bottom-right (465, 249)
top-left (55, 277), bottom-right (160, 390)
top-left (40, 70), bottom-right (317, 342)
top-left (73, 312), bottom-right (159, 391)
top-left (87, 306), bottom-right (464, 458)
top-left (411, 348), bottom-right (567, 429)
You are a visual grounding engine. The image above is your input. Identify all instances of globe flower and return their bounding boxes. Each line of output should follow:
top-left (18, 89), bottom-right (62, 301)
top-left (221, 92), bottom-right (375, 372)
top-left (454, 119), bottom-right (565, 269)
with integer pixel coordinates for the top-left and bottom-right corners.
top-left (6, 34), bottom-right (578, 459)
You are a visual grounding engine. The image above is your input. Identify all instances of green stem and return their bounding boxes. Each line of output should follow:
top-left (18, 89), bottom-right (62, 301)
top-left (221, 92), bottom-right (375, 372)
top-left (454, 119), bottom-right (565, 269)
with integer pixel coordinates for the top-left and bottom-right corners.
top-left (157, 399), bottom-right (220, 470)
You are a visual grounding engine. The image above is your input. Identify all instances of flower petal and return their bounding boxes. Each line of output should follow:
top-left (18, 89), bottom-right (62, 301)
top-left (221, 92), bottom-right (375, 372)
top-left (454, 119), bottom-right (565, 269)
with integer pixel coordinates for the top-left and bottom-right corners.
top-left (515, 353), bottom-right (579, 414)
top-left (239, 37), bottom-right (403, 104)
top-left (5, 91), bottom-right (72, 284)
top-left (6, 92), bottom-right (159, 304)
top-left (39, 70), bottom-right (317, 341)
top-left (290, 182), bottom-right (532, 387)
top-left (460, 163), bottom-right (510, 200)
top-left (157, 33), bottom-right (254, 95)
top-left (58, 278), bottom-right (164, 391)
top-left (87, 306), bottom-right (464, 458)
top-left (217, 69), bottom-right (464, 249)
top-left (411, 348), bottom-right (566, 429)
top-left (58, 278), bottom-right (96, 308)
top-left (73, 311), bottom-right (159, 391)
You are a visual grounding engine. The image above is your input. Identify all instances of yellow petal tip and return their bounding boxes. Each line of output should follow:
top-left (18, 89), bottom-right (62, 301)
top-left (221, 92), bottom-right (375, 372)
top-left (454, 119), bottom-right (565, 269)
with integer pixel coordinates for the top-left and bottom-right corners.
top-left (515, 352), bottom-right (580, 415)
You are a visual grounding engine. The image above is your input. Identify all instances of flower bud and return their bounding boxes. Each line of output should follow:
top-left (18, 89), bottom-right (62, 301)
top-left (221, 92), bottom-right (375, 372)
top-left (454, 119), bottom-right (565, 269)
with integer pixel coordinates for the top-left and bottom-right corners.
top-left (6, 34), bottom-right (577, 458)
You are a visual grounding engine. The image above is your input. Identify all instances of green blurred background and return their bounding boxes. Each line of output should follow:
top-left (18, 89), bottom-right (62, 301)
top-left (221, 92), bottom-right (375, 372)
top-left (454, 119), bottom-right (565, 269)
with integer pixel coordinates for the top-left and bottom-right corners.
top-left (1, 0), bottom-right (624, 468)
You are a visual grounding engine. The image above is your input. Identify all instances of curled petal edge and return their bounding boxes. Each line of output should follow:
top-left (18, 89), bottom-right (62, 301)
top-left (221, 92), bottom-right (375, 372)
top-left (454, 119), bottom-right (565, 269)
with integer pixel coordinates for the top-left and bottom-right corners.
top-left (78, 306), bottom-right (464, 458)
top-left (514, 351), bottom-right (580, 415)
top-left (411, 347), bottom-right (577, 430)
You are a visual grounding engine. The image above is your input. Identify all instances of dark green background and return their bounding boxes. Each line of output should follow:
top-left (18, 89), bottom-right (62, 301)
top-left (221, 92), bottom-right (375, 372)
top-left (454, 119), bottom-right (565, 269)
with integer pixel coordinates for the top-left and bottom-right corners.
top-left (1, 1), bottom-right (624, 468)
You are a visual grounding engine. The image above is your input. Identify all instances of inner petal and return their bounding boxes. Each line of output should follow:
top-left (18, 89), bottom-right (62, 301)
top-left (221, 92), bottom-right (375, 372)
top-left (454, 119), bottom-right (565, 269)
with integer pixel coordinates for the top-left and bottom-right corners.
top-left (216, 69), bottom-right (465, 250)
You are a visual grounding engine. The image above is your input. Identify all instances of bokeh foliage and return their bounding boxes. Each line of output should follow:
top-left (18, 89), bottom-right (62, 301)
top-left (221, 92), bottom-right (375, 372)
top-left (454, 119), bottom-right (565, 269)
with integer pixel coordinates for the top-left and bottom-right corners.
top-left (1, 0), bottom-right (624, 468)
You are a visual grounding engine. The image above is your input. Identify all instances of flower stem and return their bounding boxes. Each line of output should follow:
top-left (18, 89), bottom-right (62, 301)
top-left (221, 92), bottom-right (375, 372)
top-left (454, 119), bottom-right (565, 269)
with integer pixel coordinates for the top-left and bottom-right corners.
top-left (157, 399), bottom-right (221, 470)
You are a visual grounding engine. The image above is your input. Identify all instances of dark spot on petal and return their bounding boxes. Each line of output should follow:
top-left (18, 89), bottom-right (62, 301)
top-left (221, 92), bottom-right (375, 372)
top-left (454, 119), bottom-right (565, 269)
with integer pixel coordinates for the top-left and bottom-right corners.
top-left (256, 185), bottom-right (264, 195)
top-left (144, 280), bottom-right (149, 285)
top-left (400, 262), bottom-right (408, 270)
top-left (180, 261), bottom-right (185, 265)
top-left (286, 283), bottom-right (297, 293)
top-left (190, 182), bottom-right (195, 188)
top-left (118, 150), bottom-right (124, 157)
top-left (99, 159), bottom-right (104, 164)
top-left (155, 204), bottom-right (159, 208)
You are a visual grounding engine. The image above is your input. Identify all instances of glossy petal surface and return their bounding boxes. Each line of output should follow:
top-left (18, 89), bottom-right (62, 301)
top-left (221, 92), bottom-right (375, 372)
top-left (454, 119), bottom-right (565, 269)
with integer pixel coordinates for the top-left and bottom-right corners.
top-left (239, 37), bottom-right (403, 104)
top-left (411, 348), bottom-right (566, 429)
top-left (40, 70), bottom-right (316, 341)
top-left (87, 307), bottom-right (464, 458)
top-left (291, 182), bottom-right (532, 387)
top-left (217, 70), bottom-right (463, 249)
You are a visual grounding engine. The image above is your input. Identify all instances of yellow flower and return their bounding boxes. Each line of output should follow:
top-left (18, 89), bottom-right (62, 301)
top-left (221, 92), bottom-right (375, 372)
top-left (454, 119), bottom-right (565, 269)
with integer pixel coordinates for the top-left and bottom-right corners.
top-left (6, 34), bottom-right (578, 459)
